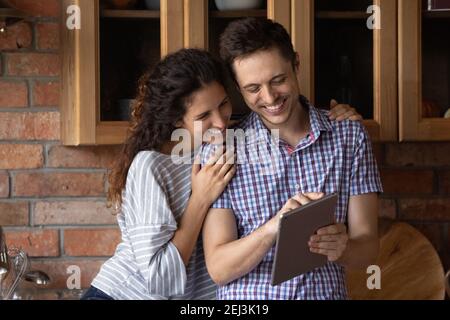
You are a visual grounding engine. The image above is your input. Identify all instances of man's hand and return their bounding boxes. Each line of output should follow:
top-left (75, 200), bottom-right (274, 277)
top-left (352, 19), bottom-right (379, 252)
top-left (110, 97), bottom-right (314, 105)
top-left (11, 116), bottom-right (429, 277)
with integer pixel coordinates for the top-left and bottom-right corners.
top-left (308, 223), bottom-right (349, 262)
top-left (328, 99), bottom-right (363, 122)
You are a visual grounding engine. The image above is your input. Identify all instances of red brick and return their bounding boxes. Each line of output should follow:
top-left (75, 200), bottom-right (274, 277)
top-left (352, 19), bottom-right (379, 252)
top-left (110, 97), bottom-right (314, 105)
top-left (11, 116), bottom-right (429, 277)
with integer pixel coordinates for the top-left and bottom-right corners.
top-left (33, 80), bottom-right (60, 107)
top-left (64, 228), bottom-right (121, 256)
top-left (4, 229), bottom-right (59, 257)
top-left (0, 172), bottom-right (8, 198)
top-left (0, 80), bottom-right (28, 108)
top-left (399, 198), bottom-right (450, 221)
top-left (34, 201), bottom-right (118, 225)
top-left (408, 222), bottom-right (444, 252)
top-left (0, 20), bottom-right (32, 50)
top-left (7, 0), bottom-right (60, 18)
top-left (0, 144), bottom-right (43, 169)
top-left (386, 142), bottom-right (450, 167)
top-left (0, 202), bottom-right (28, 225)
top-left (379, 198), bottom-right (396, 219)
top-left (48, 145), bottom-right (122, 169)
top-left (36, 22), bottom-right (59, 50)
top-left (380, 169), bottom-right (434, 195)
top-left (27, 259), bottom-right (106, 290)
top-left (372, 143), bottom-right (384, 166)
top-left (439, 171), bottom-right (450, 195)
top-left (0, 112), bottom-right (60, 140)
top-left (6, 53), bottom-right (60, 76)
top-left (13, 172), bottom-right (106, 197)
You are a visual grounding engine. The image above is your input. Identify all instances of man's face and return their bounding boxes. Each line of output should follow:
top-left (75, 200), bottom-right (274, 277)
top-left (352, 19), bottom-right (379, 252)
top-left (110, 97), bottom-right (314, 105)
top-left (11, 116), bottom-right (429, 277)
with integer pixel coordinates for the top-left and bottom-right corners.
top-left (232, 47), bottom-right (300, 129)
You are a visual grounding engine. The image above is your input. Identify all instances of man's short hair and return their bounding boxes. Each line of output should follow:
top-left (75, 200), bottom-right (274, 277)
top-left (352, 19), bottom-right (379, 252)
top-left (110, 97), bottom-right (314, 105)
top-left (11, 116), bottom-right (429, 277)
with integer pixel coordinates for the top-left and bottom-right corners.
top-left (219, 17), bottom-right (297, 78)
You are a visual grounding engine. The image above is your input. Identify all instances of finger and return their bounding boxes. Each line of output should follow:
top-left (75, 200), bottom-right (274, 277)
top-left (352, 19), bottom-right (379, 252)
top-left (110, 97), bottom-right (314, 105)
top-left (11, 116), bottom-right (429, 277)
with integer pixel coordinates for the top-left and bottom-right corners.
top-left (330, 99), bottom-right (338, 108)
top-left (218, 157), bottom-right (235, 177)
top-left (205, 147), bottom-right (225, 166)
top-left (329, 104), bottom-right (351, 117)
top-left (310, 234), bottom-right (341, 242)
top-left (192, 161), bottom-right (201, 176)
top-left (223, 166), bottom-right (236, 184)
top-left (335, 110), bottom-right (357, 122)
top-left (309, 247), bottom-right (337, 256)
top-left (316, 224), bottom-right (346, 236)
top-left (349, 114), bottom-right (363, 122)
top-left (303, 192), bottom-right (324, 201)
top-left (308, 241), bottom-right (337, 250)
top-left (292, 194), bottom-right (311, 206)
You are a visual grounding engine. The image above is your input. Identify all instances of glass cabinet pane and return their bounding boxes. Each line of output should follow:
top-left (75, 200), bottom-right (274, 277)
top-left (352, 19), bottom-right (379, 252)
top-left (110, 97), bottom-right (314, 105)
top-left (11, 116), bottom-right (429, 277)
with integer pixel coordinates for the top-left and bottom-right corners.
top-left (315, 0), bottom-right (374, 118)
top-left (99, 5), bottom-right (160, 121)
top-left (422, 0), bottom-right (450, 119)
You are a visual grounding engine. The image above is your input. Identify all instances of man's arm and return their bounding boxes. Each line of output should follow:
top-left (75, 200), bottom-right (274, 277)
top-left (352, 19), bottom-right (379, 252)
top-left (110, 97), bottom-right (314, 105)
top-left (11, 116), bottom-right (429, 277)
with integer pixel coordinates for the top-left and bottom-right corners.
top-left (202, 194), bottom-right (322, 286)
top-left (202, 208), bottom-right (277, 286)
top-left (309, 193), bottom-right (379, 270)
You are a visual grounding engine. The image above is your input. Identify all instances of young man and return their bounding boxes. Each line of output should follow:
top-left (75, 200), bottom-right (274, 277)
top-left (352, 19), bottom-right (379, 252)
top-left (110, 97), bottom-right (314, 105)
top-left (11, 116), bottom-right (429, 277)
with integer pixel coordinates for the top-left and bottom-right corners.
top-left (200, 18), bottom-right (382, 300)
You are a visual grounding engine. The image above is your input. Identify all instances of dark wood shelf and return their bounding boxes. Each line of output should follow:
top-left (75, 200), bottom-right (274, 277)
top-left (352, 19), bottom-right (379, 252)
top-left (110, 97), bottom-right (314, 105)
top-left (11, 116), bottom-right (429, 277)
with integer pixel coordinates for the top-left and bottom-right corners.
top-left (210, 9), bottom-right (267, 18)
top-left (101, 9), bottom-right (160, 19)
top-left (423, 10), bottom-right (450, 18)
top-left (316, 11), bottom-right (370, 19)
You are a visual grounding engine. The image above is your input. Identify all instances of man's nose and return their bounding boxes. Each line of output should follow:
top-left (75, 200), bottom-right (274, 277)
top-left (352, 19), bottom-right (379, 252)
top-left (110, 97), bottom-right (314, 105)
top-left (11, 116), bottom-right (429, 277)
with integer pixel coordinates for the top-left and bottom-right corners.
top-left (261, 86), bottom-right (277, 105)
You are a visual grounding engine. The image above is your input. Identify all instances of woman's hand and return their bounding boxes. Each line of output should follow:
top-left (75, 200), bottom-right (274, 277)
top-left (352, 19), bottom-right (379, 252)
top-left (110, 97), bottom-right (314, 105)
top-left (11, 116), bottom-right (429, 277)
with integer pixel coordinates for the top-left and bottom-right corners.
top-left (328, 99), bottom-right (363, 122)
top-left (191, 148), bottom-right (236, 206)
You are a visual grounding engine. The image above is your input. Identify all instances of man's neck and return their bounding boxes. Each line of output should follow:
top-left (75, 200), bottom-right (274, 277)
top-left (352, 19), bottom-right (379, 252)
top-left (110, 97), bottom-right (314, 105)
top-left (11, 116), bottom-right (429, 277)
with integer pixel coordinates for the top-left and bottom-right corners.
top-left (262, 99), bottom-right (311, 147)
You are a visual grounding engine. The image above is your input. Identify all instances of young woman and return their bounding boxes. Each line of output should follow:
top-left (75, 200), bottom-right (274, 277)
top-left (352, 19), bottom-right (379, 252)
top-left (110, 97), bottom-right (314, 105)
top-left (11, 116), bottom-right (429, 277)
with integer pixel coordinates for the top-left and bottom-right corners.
top-left (81, 48), bottom-right (361, 300)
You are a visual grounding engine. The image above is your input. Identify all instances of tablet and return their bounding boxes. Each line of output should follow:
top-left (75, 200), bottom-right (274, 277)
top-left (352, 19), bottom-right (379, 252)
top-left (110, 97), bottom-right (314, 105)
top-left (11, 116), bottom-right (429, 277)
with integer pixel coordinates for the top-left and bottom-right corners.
top-left (271, 193), bottom-right (338, 286)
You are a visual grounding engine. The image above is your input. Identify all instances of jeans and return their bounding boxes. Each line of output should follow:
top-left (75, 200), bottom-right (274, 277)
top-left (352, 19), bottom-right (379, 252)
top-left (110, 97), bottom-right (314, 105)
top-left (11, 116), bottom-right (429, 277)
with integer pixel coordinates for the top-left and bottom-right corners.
top-left (81, 286), bottom-right (114, 300)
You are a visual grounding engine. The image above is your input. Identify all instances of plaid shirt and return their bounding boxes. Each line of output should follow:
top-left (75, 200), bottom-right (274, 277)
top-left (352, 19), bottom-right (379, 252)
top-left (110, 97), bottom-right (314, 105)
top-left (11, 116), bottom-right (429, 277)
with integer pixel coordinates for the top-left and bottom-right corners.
top-left (200, 96), bottom-right (383, 300)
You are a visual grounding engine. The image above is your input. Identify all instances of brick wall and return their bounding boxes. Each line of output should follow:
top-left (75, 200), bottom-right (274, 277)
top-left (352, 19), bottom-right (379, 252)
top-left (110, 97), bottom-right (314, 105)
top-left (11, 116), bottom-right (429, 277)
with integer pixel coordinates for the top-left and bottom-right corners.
top-left (0, 0), bottom-right (449, 299)
top-left (376, 143), bottom-right (450, 271)
top-left (0, 0), bottom-right (122, 299)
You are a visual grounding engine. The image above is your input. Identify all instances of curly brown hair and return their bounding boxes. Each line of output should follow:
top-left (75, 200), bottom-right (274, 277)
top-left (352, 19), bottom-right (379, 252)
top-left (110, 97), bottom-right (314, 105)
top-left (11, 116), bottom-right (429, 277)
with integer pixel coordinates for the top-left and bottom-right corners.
top-left (108, 49), bottom-right (227, 209)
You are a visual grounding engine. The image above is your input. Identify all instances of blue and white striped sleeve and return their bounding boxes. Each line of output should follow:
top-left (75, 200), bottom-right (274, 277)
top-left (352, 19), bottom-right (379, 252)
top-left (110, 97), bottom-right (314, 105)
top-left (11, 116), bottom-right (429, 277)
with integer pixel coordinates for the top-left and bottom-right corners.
top-left (122, 153), bottom-right (186, 298)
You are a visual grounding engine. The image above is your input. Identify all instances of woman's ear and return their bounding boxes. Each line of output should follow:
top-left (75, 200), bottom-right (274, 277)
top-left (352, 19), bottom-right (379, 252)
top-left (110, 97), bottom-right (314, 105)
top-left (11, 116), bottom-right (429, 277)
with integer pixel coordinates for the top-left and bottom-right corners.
top-left (294, 52), bottom-right (300, 74)
top-left (174, 119), bottom-right (184, 128)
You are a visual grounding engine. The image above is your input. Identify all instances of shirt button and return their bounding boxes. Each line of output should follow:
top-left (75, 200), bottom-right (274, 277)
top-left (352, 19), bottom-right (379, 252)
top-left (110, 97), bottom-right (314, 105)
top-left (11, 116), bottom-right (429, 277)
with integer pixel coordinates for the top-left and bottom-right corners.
top-left (295, 184), bottom-right (300, 190)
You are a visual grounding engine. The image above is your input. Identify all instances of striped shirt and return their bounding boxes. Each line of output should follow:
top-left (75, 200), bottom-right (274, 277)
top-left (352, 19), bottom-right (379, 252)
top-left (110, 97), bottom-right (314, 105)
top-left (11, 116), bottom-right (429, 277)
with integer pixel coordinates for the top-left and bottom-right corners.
top-left (201, 96), bottom-right (383, 300)
top-left (92, 151), bottom-right (216, 300)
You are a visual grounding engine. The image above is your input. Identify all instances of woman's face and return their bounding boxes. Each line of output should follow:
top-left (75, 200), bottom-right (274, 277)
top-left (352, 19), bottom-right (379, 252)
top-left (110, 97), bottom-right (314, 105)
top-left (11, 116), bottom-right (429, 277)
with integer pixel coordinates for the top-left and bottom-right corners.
top-left (178, 81), bottom-right (232, 150)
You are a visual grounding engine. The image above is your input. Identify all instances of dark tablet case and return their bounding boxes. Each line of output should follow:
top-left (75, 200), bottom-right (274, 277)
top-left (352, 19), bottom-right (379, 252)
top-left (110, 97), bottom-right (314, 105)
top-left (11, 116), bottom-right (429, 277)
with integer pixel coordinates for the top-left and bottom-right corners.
top-left (271, 193), bottom-right (338, 286)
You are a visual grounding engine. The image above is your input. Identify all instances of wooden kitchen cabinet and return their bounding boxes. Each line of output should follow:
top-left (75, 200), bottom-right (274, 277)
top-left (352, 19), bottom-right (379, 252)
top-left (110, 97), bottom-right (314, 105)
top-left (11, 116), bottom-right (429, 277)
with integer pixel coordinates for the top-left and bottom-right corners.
top-left (61, 0), bottom-right (290, 145)
top-left (61, 0), bottom-right (183, 145)
top-left (399, 0), bottom-right (450, 141)
top-left (293, 0), bottom-right (398, 142)
top-left (61, 0), bottom-right (450, 145)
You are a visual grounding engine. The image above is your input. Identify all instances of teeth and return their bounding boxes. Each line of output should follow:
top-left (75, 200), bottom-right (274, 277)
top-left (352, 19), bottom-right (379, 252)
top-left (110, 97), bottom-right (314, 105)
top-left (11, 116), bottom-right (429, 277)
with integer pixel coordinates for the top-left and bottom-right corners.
top-left (265, 101), bottom-right (284, 110)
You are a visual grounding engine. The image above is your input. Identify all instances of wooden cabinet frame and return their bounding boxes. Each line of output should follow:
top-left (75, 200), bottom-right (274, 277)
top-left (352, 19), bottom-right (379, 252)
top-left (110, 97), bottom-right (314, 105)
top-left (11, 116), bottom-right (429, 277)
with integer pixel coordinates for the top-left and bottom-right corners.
top-left (61, 0), bottom-right (182, 145)
top-left (292, 0), bottom-right (398, 142)
top-left (66, 1), bottom-right (450, 144)
top-left (398, 0), bottom-right (450, 141)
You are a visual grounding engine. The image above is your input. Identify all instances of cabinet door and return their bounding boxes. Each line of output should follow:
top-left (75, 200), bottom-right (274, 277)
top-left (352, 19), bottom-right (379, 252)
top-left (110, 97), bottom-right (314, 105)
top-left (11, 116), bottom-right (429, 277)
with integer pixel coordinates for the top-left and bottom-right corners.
top-left (399, 0), bottom-right (450, 141)
top-left (293, 0), bottom-right (398, 142)
top-left (61, 0), bottom-right (178, 145)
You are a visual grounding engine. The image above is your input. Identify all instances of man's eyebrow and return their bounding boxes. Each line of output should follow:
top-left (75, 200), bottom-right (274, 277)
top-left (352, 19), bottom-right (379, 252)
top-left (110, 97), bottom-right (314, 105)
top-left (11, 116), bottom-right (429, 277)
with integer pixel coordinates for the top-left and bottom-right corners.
top-left (242, 73), bottom-right (287, 89)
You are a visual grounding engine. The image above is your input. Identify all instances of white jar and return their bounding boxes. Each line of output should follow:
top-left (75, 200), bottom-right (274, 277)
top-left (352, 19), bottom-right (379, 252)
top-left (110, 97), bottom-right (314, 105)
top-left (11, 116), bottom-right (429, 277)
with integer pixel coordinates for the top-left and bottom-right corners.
top-left (214, 0), bottom-right (264, 11)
